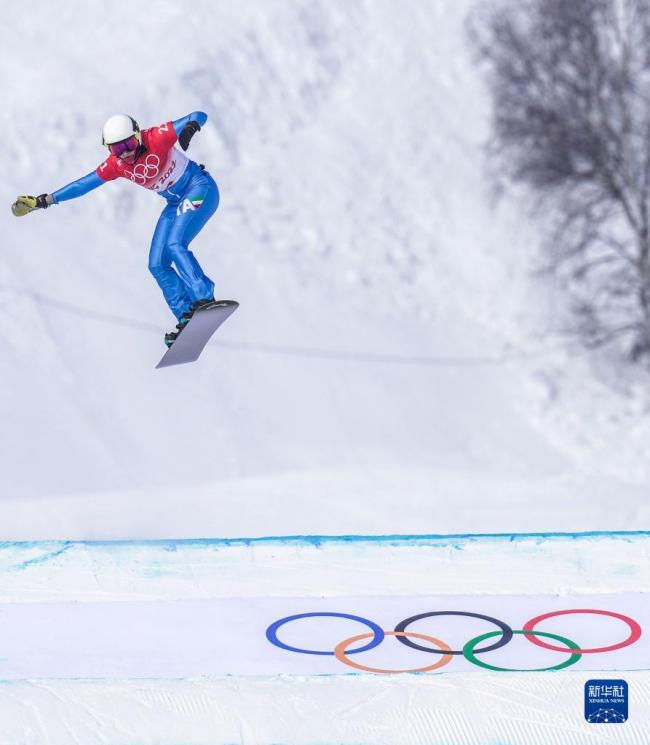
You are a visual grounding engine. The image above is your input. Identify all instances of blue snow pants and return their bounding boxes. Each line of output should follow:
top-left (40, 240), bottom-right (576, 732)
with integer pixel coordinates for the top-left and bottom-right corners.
top-left (148, 162), bottom-right (219, 320)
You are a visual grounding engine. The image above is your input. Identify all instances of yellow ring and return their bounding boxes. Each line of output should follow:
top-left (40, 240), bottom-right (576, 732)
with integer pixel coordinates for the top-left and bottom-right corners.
top-left (334, 630), bottom-right (453, 674)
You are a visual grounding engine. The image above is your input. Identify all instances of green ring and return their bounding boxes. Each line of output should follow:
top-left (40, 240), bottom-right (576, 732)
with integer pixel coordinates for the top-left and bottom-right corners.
top-left (463, 630), bottom-right (582, 672)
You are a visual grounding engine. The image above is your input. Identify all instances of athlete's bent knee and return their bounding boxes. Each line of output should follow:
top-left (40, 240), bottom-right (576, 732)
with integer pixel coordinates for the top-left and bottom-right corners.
top-left (148, 260), bottom-right (167, 279)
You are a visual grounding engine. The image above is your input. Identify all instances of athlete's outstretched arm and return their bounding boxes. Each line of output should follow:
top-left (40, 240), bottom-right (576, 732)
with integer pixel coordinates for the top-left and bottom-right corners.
top-left (172, 111), bottom-right (208, 136)
top-left (11, 171), bottom-right (105, 216)
top-left (172, 111), bottom-right (208, 151)
top-left (51, 171), bottom-right (105, 204)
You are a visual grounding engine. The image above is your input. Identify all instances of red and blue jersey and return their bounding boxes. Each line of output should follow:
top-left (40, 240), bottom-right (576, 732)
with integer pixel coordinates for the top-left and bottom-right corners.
top-left (50, 111), bottom-right (209, 204)
top-left (96, 121), bottom-right (189, 193)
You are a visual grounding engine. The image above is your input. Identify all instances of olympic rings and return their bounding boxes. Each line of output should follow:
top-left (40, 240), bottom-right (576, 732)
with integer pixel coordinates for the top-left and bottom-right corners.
top-left (266, 608), bottom-right (642, 673)
top-left (127, 154), bottom-right (161, 184)
top-left (335, 631), bottom-right (453, 674)
top-left (463, 630), bottom-right (582, 672)
top-left (522, 609), bottom-right (642, 654)
top-left (266, 612), bottom-right (384, 655)
top-left (394, 611), bottom-right (513, 655)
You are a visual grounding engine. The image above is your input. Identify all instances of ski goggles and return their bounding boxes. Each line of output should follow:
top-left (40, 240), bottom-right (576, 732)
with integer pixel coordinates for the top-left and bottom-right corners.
top-left (108, 135), bottom-right (139, 157)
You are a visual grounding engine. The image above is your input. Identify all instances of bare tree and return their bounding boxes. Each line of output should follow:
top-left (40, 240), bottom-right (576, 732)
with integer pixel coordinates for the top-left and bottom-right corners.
top-left (469, 0), bottom-right (650, 363)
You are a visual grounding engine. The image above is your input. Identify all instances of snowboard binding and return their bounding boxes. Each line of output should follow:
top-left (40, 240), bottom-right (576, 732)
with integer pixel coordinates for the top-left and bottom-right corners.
top-left (164, 298), bottom-right (217, 348)
top-left (157, 300), bottom-right (239, 368)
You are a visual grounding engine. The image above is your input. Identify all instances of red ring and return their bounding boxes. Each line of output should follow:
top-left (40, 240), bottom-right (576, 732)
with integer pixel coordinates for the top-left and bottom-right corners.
top-left (523, 609), bottom-right (641, 654)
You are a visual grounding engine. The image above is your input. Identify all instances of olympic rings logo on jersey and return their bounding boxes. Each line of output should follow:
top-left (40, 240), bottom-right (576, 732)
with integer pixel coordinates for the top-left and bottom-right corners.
top-left (125, 153), bottom-right (161, 185)
top-left (266, 609), bottom-right (642, 673)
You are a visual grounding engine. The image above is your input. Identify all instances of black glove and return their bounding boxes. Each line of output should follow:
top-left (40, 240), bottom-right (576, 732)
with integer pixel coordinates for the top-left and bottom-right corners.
top-left (36, 194), bottom-right (50, 209)
top-left (178, 120), bottom-right (201, 151)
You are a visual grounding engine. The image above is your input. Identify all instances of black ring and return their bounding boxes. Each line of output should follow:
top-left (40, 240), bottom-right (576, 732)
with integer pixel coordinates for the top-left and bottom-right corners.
top-left (394, 611), bottom-right (514, 655)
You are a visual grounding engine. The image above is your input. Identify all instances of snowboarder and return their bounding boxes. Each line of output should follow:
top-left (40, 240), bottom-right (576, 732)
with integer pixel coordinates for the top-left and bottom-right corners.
top-left (12, 112), bottom-right (219, 347)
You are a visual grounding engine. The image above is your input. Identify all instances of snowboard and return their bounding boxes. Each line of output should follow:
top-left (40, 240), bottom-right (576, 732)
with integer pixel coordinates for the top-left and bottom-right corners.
top-left (156, 300), bottom-right (239, 369)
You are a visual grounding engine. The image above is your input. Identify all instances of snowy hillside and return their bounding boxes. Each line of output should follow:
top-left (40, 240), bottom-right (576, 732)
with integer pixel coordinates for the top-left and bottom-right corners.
top-left (1, 0), bottom-right (648, 539)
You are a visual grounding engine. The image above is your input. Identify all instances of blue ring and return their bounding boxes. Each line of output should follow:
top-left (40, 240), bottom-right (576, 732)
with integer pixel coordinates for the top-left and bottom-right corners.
top-left (266, 612), bottom-right (385, 655)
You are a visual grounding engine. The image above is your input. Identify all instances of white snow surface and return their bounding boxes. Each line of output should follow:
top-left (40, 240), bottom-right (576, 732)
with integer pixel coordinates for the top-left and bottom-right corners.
top-left (1, 0), bottom-right (649, 539)
top-left (1, 2), bottom-right (650, 743)
top-left (1, 674), bottom-right (648, 745)
top-left (0, 534), bottom-right (648, 743)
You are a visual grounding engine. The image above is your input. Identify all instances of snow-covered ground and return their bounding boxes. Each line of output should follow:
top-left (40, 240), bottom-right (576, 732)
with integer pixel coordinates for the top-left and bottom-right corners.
top-left (1, 0), bottom-right (649, 534)
top-left (1, 1), bottom-right (649, 742)
top-left (1, 534), bottom-right (648, 743)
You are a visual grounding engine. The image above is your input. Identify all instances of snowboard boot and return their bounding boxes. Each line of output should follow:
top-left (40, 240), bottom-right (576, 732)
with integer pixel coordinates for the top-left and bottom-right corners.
top-left (164, 311), bottom-right (193, 348)
top-left (189, 297), bottom-right (216, 314)
top-left (164, 329), bottom-right (180, 348)
top-left (163, 300), bottom-right (215, 348)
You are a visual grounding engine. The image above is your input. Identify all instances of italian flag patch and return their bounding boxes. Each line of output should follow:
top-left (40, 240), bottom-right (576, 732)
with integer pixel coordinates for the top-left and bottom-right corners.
top-left (176, 195), bottom-right (207, 216)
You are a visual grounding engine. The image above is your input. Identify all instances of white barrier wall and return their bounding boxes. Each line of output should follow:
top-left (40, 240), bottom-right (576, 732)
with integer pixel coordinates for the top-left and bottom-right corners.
top-left (0, 532), bottom-right (648, 744)
top-left (0, 593), bottom-right (645, 678)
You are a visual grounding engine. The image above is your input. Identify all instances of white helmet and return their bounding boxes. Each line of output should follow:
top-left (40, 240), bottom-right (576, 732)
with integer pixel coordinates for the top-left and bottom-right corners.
top-left (102, 114), bottom-right (140, 146)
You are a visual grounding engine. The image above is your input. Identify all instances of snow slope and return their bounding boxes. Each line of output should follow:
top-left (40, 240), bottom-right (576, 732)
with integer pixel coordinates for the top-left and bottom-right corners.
top-left (1, 0), bottom-right (648, 538)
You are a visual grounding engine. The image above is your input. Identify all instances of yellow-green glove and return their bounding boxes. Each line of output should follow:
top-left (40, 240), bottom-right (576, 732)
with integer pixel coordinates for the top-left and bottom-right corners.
top-left (11, 194), bottom-right (50, 217)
